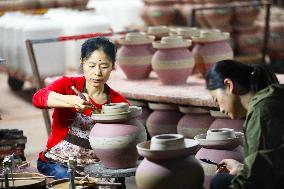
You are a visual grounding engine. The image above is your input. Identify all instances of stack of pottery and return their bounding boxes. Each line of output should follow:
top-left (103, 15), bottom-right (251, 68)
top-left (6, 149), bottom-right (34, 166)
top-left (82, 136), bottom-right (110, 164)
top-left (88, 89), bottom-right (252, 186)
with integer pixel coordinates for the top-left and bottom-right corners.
top-left (177, 106), bottom-right (215, 139)
top-left (89, 103), bottom-right (147, 168)
top-left (117, 32), bottom-right (155, 80)
top-left (194, 128), bottom-right (244, 189)
top-left (141, 0), bottom-right (177, 26)
top-left (146, 103), bottom-right (183, 137)
top-left (192, 30), bottom-right (233, 77)
top-left (152, 35), bottom-right (194, 85)
top-left (147, 26), bottom-right (170, 41)
top-left (136, 134), bottom-right (204, 189)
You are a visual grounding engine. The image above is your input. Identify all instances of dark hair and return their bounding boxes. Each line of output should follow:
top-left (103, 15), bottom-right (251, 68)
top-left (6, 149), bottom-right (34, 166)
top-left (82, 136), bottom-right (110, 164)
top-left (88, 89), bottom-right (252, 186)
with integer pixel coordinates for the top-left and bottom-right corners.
top-left (81, 37), bottom-right (117, 66)
top-left (206, 59), bottom-right (279, 93)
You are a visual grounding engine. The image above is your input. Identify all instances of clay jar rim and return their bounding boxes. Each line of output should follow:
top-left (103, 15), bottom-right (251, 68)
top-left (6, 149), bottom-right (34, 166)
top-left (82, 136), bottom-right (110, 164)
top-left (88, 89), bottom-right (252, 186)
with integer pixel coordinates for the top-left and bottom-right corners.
top-left (148, 102), bottom-right (178, 111)
top-left (191, 30), bottom-right (230, 43)
top-left (152, 36), bottom-right (192, 49)
top-left (176, 27), bottom-right (200, 39)
top-left (136, 139), bottom-right (200, 160)
top-left (118, 32), bottom-right (155, 45)
top-left (101, 102), bottom-right (129, 114)
top-left (179, 106), bottom-right (210, 114)
top-left (150, 134), bottom-right (186, 150)
top-left (147, 26), bottom-right (170, 36)
top-left (206, 128), bottom-right (236, 140)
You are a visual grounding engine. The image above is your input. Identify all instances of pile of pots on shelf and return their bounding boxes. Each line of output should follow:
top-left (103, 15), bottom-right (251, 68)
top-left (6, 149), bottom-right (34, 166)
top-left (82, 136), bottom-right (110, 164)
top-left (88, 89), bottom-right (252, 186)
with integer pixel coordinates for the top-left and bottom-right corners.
top-left (0, 0), bottom-right (89, 11)
top-left (116, 27), bottom-right (233, 84)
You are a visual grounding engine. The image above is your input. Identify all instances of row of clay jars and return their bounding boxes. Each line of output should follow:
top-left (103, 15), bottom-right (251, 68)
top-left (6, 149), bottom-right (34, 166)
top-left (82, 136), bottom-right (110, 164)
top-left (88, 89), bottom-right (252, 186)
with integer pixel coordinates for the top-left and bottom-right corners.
top-left (0, 0), bottom-right (88, 11)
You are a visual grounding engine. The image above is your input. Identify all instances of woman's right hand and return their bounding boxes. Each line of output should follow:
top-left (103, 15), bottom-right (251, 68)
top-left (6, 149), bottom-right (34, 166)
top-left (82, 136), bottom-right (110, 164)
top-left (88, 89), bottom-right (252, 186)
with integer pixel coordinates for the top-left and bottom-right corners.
top-left (216, 159), bottom-right (243, 175)
top-left (71, 93), bottom-right (93, 113)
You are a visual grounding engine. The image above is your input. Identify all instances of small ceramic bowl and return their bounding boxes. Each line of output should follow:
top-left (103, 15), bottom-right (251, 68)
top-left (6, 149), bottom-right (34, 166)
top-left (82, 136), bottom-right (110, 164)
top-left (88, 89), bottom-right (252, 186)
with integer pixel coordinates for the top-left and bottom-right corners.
top-left (206, 128), bottom-right (236, 140)
top-left (101, 103), bottom-right (129, 114)
top-left (150, 134), bottom-right (185, 150)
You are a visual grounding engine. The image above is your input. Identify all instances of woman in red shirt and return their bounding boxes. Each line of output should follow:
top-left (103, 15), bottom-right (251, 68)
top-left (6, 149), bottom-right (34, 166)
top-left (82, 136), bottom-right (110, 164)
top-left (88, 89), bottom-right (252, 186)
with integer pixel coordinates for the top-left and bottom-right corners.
top-left (33, 37), bottom-right (128, 179)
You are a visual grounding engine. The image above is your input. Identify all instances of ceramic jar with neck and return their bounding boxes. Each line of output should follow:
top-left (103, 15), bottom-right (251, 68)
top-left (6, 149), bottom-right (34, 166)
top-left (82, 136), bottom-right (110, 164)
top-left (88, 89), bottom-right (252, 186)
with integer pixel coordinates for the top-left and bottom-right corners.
top-left (192, 30), bottom-right (233, 77)
top-left (194, 128), bottom-right (244, 189)
top-left (152, 36), bottom-right (194, 85)
top-left (89, 103), bottom-right (147, 169)
top-left (136, 134), bottom-right (204, 189)
top-left (146, 103), bottom-right (183, 137)
top-left (147, 26), bottom-right (170, 41)
top-left (117, 32), bottom-right (155, 80)
top-left (177, 106), bottom-right (215, 139)
top-left (144, 0), bottom-right (176, 26)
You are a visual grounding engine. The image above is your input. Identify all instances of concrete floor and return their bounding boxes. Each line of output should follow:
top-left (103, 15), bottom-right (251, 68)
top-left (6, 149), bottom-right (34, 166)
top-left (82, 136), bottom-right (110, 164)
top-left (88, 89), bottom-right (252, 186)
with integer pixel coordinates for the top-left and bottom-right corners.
top-left (0, 71), bottom-right (136, 188)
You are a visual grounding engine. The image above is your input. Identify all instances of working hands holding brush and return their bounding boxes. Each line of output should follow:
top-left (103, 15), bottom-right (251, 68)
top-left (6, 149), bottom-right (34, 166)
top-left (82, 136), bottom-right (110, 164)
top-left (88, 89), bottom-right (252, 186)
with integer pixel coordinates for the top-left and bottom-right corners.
top-left (216, 159), bottom-right (243, 175)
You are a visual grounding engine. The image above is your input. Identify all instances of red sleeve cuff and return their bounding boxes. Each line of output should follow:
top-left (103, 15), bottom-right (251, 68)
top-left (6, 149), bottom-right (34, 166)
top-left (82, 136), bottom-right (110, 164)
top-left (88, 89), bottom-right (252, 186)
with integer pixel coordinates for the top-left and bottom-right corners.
top-left (33, 88), bottom-right (52, 109)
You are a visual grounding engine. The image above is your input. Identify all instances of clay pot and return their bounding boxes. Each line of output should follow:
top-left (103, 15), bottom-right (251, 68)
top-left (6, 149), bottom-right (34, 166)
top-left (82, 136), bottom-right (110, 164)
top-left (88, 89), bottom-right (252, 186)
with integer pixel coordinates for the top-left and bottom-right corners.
top-left (209, 118), bottom-right (244, 132)
top-left (89, 105), bottom-right (147, 169)
top-left (175, 27), bottom-right (200, 51)
top-left (117, 32), bottom-right (154, 80)
top-left (147, 26), bottom-right (170, 41)
top-left (144, 0), bottom-right (176, 26)
top-left (152, 36), bottom-right (194, 85)
top-left (202, 3), bottom-right (233, 28)
top-left (127, 99), bottom-right (152, 127)
top-left (136, 135), bottom-right (204, 189)
top-left (235, 26), bottom-right (263, 55)
top-left (146, 103), bottom-right (183, 137)
top-left (141, 3), bottom-right (153, 26)
top-left (56, 0), bottom-right (74, 7)
top-left (192, 30), bottom-right (233, 77)
top-left (233, 2), bottom-right (260, 26)
top-left (177, 106), bottom-right (215, 139)
top-left (38, 0), bottom-right (56, 8)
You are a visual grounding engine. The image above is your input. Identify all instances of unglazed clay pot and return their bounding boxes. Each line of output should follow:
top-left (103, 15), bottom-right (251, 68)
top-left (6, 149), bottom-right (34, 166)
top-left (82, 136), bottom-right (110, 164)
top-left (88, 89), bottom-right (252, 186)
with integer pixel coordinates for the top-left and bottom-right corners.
top-left (177, 106), bottom-right (215, 139)
top-left (209, 118), bottom-right (244, 132)
top-left (192, 30), bottom-right (233, 77)
top-left (136, 134), bottom-right (204, 189)
top-left (234, 26), bottom-right (263, 55)
top-left (89, 105), bottom-right (147, 169)
top-left (147, 26), bottom-right (170, 41)
top-left (117, 32), bottom-right (154, 80)
top-left (152, 36), bottom-right (194, 85)
top-left (144, 0), bottom-right (176, 26)
top-left (146, 103), bottom-right (183, 137)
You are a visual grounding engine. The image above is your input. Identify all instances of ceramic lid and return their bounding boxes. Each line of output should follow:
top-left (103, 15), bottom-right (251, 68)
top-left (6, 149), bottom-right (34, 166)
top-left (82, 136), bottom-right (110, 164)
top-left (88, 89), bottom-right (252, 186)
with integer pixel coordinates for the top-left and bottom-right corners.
top-left (176, 27), bottom-right (200, 38)
top-left (152, 36), bottom-right (192, 49)
top-left (147, 26), bottom-right (170, 35)
top-left (136, 139), bottom-right (199, 160)
top-left (191, 30), bottom-right (230, 43)
top-left (91, 106), bottom-right (142, 123)
top-left (194, 132), bottom-right (244, 149)
top-left (118, 32), bottom-right (155, 45)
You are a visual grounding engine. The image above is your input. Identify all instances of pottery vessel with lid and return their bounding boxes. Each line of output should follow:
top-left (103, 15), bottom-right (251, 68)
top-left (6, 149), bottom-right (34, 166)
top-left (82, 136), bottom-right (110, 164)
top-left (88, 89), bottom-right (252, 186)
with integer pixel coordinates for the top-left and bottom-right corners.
top-left (152, 36), bottom-right (194, 85)
top-left (146, 103), bottom-right (183, 137)
top-left (89, 103), bottom-right (147, 169)
top-left (117, 32), bottom-right (155, 80)
top-left (192, 30), bottom-right (233, 77)
top-left (177, 106), bottom-right (215, 139)
top-left (136, 134), bottom-right (204, 189)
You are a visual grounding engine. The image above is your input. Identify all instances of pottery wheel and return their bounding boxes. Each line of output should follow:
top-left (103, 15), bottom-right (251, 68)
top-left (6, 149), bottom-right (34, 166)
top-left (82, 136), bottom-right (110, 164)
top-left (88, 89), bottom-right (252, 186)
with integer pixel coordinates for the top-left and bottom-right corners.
top-left (84, 161), bottom-right (140, 178)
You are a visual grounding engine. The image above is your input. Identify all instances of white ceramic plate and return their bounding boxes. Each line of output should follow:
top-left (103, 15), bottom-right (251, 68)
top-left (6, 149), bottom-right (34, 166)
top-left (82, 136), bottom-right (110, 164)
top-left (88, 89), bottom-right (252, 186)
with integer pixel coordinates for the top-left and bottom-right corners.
top-left (91, 106), bottom-right (142, 123)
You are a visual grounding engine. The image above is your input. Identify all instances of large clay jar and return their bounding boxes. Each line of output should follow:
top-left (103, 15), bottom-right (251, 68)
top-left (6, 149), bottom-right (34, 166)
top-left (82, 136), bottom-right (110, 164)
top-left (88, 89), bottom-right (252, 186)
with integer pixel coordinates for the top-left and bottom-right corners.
top-left (235, 26), bottom-right (263, 55)
top-left (89, 103), bottom-right (147, 169)
top-left (177, 106), bottom-right (215, 139)
top-left (141, 1), bottom-right (153, 26)
top-left (194, 129), bottom-right (244, 189)
top-left (209, 118), bottom-right (244, 132)
top-left (146, 103), bottom-right (183, 137)
top-left (147, 26), bottom-right (170, 41)
top-left (152, 36), bottom-right (194, 85)
top-left (117, 32), bottom-right (155, 80)
top-left (192, 30), bottom-right (233, 77)
top-left (136, 134), bottom-right (204, 189)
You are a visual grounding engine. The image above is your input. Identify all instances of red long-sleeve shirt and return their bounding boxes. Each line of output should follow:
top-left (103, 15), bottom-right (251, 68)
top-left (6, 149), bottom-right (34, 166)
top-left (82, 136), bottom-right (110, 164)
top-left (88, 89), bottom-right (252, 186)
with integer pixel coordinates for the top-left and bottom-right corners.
top-left (33, 76), bottom-right (128, 160)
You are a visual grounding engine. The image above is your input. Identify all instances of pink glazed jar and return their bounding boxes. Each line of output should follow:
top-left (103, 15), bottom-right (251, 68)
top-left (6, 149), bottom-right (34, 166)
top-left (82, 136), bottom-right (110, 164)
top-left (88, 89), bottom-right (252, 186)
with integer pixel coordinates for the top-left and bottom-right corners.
top-left (192, 30), bottom-right (233, 77)
top-left (89, 104), bottom-right (147, 169)
top-left (117, 33), bottom-right (155, 80)
top-left (177, 106), bottom-right (215, 139)
top-left (146, 103), bottom-right (183, 137)
top-left (136, 134), bottom-right (204, 189)
top-left (152, 36), bottom-right (194, 85)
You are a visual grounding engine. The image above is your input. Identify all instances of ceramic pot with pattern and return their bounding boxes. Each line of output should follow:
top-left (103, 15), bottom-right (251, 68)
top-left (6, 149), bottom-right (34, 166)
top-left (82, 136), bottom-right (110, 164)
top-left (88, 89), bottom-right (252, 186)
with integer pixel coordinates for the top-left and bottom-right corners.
top-left (152, 35), bottom-right (194, 85)
top-left (146, 103), bottom-right (183, 137)
top-left (136, 134), bottom-right (204, 189)
top-left (117, 32), bottom-right (155, 80)
top-left (192, 30), bottom-right (233, 77)
top-left (177, 106), bottom-right (215, 139)
top-left (89, 104), bottom-right (147, 169)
